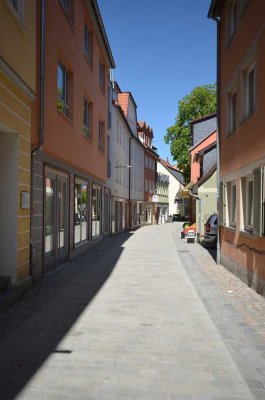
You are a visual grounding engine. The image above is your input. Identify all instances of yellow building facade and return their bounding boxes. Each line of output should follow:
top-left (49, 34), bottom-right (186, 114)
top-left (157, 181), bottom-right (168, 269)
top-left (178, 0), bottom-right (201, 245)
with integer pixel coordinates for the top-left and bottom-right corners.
top-left (0, 0), bottom-right (36, 290)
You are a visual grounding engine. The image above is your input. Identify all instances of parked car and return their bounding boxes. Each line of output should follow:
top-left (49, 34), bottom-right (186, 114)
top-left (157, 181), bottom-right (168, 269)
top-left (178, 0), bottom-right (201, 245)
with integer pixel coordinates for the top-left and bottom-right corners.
top-left (204, 214), bottom-right (218, 246)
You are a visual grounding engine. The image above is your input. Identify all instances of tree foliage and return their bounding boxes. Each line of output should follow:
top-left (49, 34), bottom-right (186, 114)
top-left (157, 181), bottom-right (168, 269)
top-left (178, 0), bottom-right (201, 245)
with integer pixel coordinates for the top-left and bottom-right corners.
top-left (164, 84), bottom-right (217, 183)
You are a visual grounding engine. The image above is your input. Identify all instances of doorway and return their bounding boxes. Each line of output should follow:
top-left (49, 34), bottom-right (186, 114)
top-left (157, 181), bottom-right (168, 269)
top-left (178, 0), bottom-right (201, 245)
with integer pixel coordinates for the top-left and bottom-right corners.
top-left (44, 168), bottom-right (68, 274)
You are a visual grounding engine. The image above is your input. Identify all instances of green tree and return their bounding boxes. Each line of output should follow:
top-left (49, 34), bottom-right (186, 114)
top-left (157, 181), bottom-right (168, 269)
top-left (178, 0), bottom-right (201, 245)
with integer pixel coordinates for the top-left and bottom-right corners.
top-left (164, 84), bottom-right (217, 183)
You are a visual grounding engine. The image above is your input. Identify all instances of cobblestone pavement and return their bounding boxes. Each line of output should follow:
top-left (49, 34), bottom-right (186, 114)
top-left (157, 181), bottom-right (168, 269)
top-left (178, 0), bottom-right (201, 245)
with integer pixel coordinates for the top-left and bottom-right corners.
top-left (0, 223), bottom-right (265, 399)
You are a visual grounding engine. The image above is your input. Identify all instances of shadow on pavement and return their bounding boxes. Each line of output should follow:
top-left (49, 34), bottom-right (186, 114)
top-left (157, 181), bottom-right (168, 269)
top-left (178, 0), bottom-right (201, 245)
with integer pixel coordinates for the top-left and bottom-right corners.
top-left (200, 242), bottom-right (217, 263)
top-left (0, 231), bottom-right (133, 400)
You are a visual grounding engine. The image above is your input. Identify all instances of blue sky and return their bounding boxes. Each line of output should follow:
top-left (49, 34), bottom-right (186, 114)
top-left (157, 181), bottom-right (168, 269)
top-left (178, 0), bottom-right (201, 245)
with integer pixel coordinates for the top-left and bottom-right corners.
top-left (98, 0), bottom-right (217, 164)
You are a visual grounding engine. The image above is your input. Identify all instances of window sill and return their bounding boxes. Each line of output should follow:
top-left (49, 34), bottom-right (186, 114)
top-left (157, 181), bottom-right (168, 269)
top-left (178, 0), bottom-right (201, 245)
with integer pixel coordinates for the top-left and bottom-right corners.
top-left (99, 85), bottom-right (105, 97)
top-left (98, 145), bottom-right (104, 154)
top-left (84, 53), bottom-right (93, 72)
top-left (57, 108), bottom-right (73, 125)
top-left (83, 131), bottom-right (93, 144)
top-left (239, 229), bottom-right (256, 239)
top-left (225, 128), bottom-right (237, 139)
top-left (240, 109), bottom-right (256, 127)
top-left (74, 239), bottom-right (89, 249)
top-left (223, 224), bottom-right (236, 231)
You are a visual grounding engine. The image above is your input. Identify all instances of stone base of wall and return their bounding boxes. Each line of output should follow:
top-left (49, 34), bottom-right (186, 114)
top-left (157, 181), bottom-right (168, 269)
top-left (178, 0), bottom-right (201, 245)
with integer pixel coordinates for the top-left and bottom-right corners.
top-left (0, 276), bottom-right (32, 312)
top-left (220, 252), bottom-right (265, 297)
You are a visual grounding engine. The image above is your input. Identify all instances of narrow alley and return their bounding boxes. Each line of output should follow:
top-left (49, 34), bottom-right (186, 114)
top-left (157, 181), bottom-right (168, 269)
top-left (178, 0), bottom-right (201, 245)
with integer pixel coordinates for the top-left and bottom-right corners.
top-left (1, 223), bottom-right (265, 400)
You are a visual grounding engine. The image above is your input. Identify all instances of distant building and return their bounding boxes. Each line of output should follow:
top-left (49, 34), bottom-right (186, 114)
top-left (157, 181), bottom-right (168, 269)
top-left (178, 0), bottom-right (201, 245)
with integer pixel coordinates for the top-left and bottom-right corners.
top-left (118, 91), bottom-right (145, 228)
top-left (138, 122), bottom-right (159, 224)
top-left (189, 114), bottom-right (217, 238)
top-left (209, 0), bottom-right (265, 294)
top-left (156, 172), bottom-right (169, 224)
top-left (157, 159), bottom-right (185, 219)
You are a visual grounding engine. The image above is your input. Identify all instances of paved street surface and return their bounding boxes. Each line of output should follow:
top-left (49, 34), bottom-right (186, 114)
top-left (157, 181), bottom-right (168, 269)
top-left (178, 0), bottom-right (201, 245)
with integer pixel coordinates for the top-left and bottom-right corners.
top-left (1, 223), bottom-right (265, 400)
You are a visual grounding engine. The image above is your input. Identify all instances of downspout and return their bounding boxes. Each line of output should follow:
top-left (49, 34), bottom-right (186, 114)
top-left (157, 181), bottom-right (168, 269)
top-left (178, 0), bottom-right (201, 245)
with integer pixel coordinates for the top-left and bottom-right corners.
top-left (189, 190), bottom-right (201, 242)
top-left (30, 0), bottom-right (46, 272)
top-left (33, 0), bottom-right (45, 155)
top-left (209, 14), bottom-right (221, 264)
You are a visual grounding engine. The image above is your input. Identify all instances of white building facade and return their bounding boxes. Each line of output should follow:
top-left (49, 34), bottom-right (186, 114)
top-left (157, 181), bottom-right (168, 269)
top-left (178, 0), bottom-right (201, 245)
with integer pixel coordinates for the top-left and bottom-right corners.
top-left (157, 159), bottom-right (185, 219)
top-left (107, 83), bottom-right (144, 233)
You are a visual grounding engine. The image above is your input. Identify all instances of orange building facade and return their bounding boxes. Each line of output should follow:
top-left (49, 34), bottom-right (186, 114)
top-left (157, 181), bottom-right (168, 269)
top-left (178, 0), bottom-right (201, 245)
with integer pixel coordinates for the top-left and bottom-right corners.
top-left (209, 0), bottom-right (265, 294)
top-left (31, 0), bottom-right (115, 279)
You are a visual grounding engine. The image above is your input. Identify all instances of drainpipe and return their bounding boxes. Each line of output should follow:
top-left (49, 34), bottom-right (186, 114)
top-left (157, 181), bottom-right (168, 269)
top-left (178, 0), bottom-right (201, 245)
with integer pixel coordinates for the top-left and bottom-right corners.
top-left (30, 0), bottom-right (46, 272)
top-left (189, 190), bottom-right (201, 242)
top-left (208, 13), bottom-right (221, 264)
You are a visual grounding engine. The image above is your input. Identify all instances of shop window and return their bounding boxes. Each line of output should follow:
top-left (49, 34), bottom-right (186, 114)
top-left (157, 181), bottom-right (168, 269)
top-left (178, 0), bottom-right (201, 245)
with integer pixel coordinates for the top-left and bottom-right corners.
top-left (74, 180), bottom-right (88, 245)
top-left (92, 183), bottom-right (102, 237)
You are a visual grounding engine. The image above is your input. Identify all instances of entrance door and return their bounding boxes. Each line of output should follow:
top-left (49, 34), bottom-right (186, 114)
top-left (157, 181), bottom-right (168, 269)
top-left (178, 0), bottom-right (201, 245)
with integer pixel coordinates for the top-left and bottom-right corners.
top-left (44, 169), bottom-right (68, 274)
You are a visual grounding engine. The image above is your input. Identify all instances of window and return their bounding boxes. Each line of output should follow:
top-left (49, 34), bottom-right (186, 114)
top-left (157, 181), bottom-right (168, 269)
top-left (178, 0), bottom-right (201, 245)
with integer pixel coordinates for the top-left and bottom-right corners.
top-left (145, 179), bottom-right (148, 192)
top-left (246, 65), bottom-right (256, 118)
top-left (99, 60), bottom-right (105, 92)
top-left (84, 24), bottom-right (93, 64)
top-left (74, 180), bottom-right (88, 245)
top-left (8, 0), bottom-right (24, 21)
top-left (145, 156), bottom-right (148, 168)
top-left (57, 61), bottom-right (70, 117)
top-left (60, 0), bottom-right (74, 23)
top-left (239, 0), bottom-right (248, 15)
top-left (92, 183), bottom-right (102, 237)
top-left (228, 0), bottom-right (237, 40)
top-left (241, 175), bottom-right (253, 232)
top-left (98, 121), bottom-right (104, 151)
top-left (83, 99), bottom-right (92, 140)
top-left (226, 181), bottom-right (237, 227)
top-left (228, 90), bottom-right (237, 134)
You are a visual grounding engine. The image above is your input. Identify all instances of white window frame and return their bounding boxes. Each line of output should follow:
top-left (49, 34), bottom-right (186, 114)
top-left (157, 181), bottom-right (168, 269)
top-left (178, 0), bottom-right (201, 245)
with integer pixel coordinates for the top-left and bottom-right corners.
top-left (227, 180), bottom-right (237, 227)
top-left (245, 175), bottom-right (254, 231)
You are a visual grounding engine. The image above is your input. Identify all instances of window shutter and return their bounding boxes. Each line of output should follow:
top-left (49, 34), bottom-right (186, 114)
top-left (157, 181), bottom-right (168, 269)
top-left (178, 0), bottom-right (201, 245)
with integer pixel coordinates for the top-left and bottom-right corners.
top-left (253, 167), bottom-right (263, 236)
top-left (219, 181), bottom-right (226, 226)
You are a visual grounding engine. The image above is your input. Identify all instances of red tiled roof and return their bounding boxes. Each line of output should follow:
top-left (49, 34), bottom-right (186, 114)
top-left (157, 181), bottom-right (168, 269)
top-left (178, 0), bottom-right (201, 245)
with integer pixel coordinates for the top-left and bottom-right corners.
top-left (117, 93), bottom-right (129, 117)
top-left (159, 157), bottom-right (180, 172)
